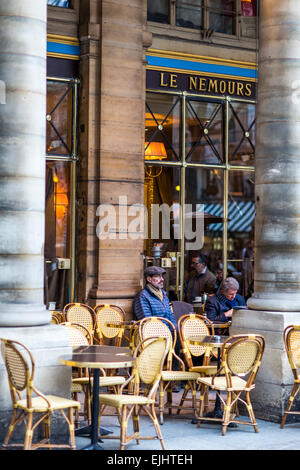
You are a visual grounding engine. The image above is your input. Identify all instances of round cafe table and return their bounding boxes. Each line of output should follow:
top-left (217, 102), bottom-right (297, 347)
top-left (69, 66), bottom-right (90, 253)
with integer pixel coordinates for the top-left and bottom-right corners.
top-left (59, 345), bottom-right (135, 450)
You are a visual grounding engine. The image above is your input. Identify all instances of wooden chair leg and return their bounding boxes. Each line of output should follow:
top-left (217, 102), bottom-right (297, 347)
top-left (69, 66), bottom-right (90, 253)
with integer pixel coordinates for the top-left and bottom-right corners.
top-left (133, 406), bottom-right (140, 445)
top-left (2, 409), bottom-right (18, 449)
top-left (280, 383), bottom-right (300, 429)
top-left (222, 392), bottom-right (231, 436)
top-left (43, 414), bottom-right (51, 443)
top-left (176, 382), bottom-right (189, 415)
top-left (24, 413), bottom-right (33, 450)
top-left (245, 392), bottom-right (258, 433)
top-left (197, 384), bottom-right (206, 427)
top-left (149, 403), bottom-right (165, 450)
top-left (120, 405), bottom-right (127, 450)
top-left (68, 407), bottom-right (76, 450)
top-left (159, 381), bottom-right (165, 425)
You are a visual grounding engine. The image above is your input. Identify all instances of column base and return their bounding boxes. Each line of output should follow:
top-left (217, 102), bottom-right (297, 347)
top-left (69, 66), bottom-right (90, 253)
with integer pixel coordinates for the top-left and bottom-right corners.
top-left (231, 308), bottom-right (300, 423)
top-left (0, 324), bottom-right (72, 443)
top-left (0, 304), bottom-right (51, 327)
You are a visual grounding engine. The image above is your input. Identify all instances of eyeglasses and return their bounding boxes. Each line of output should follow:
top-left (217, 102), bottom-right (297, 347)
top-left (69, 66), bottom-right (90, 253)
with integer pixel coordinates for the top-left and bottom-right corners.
top-left (191, 262), bottom-right (200, 266)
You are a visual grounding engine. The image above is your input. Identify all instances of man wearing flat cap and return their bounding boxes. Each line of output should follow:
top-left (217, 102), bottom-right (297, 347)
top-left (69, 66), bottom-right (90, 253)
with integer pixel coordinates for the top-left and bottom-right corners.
top-left (133, 266), bottom-right (177, 329)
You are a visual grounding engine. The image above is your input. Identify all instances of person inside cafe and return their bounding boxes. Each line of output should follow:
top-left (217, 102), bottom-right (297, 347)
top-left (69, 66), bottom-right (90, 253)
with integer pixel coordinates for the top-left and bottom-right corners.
top-left (133, 266), bottom-right (177, 329)
top-left (184, 253), bottom-right (216, 304)
top-left (205, 277), bottom-right (246, 323)
top-left (214, 268), bottom-right (223, 293)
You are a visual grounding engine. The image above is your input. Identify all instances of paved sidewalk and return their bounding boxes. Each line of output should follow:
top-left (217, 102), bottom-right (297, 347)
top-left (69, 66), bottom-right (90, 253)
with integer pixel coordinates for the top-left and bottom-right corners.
top-left (75, 411), bottom-right (300, 451)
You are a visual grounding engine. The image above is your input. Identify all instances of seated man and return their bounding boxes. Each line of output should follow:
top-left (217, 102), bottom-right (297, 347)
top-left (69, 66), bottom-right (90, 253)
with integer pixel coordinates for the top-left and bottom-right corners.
top-left (184, 253), bottom-right (216, 304)
top-left (133, 266), bottom-right (177, 329)
top-left (205, 277), bottom-right (246, 323)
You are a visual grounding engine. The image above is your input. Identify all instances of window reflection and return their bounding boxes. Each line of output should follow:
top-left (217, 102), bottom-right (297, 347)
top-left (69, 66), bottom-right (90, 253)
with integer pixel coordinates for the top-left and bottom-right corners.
top-left (47, 0), bottom-right (70, 7)
top-left (147, 0), bottom-right (169, 23)
top-left (209, 0), bottom-right (235, 35)
top-left (227, 171), bottom-right (255, 299)
top-left (45, 161), bottom-right (71, 310)
top-left (144, 167), bottom-right (182, 300)
top-left (46, 81), bottom-right (73, 156)
top-left (176, 0), bottom-right (203, 30)
top-left (145, 93), bottom-right (181, 162)
top-left (186, 100), bottom-right (224, 164)
top-left (229, 102), bottom-right (255, 166)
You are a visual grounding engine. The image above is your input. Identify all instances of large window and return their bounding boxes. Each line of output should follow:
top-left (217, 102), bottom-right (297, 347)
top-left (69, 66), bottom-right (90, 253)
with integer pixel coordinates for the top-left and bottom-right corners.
top-left (144, 91), bottom-right (255, 301)
top-left (148, 0), bottom-right (257, 38)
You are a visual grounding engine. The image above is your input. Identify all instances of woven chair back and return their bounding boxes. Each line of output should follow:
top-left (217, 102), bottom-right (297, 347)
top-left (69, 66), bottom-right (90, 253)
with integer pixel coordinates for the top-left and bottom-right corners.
top-left (226, 339), bottom-right (260, 375)
top-left (94, 304), bottom-right (125, 341)
top-left (1, 340), bottom-right (30, 392)
top-left (178, 314), bottom-right (211, 357)
top-left (62, 323), bottom-right (90, 347)
top-left (221, 335), bottom-right (265, 386)
top-left (287, 327), bottom-right (300, 369)
top-left (135, 337), bottom-right (168, 391)
top-left (64, 303), bottom-right (95, 334)
top-left (50, 315), bottom-right (60, 324)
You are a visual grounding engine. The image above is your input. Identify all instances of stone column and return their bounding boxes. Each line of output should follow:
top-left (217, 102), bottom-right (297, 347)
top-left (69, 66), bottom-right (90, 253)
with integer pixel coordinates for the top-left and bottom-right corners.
top-left (0, 1), bottom-right (71, 441)
top-left (87, 0), bottom-right (151, 316)
top-left (232, 0), bottom-right (300, 422)
top-left (0, 0), bottom-right (50, 326)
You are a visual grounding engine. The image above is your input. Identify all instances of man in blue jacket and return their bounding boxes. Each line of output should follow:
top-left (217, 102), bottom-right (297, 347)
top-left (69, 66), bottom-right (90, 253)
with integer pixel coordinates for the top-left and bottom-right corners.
top-left (205, 277), bottom-right (246, 323)
top-left (133, 266), bottom-right (177, 330)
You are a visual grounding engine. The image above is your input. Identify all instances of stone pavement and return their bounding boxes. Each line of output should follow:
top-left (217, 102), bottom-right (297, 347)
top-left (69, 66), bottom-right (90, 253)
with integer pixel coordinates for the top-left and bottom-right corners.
top-left (75, 410), bottom-right (300, 451)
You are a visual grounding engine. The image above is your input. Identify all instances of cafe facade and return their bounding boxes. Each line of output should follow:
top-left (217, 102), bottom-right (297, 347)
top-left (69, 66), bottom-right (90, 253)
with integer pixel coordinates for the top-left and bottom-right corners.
top-left (3, 0), bottom-right (300, 437)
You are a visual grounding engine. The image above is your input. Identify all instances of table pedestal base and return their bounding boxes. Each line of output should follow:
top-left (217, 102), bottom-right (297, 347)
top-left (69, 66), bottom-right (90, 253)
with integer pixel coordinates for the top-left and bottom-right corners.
top-left (75, 425), bottom-right (112, 437)
top-left (81, 442), bottom-right (104, 451)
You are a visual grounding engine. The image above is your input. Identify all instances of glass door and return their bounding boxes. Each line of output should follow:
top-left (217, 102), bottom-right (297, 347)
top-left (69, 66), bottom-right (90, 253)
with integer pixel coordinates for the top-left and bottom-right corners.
top-left (44, 78), bottom-right (78, 310)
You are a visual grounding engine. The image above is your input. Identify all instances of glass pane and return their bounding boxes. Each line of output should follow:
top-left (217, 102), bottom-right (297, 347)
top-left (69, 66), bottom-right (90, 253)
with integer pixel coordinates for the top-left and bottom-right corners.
top-left (145, 93), bottom-right (181, 162)
top-left (186, 99), bottom-right (224, 164)
top-left (228, 102), bottom-right (255, 166)
top-left (176, 0), bottom-right (203, 29)
top-left (147, 0), bottom-right (169, 23)
top-left (46, 81), bottom-right (73, 156)
top-left (209, 0), bottom-right (235, 35)
top-left (227, 170), bottom-right (255, 299)
top-left (184, 167), bottom-right (224, 303)
top-left (45, 161), bottom-right (72, 310)
top-left (144, 167), bottom-right (182, 300)
top-left (47, 0), bottom-right (70, 7)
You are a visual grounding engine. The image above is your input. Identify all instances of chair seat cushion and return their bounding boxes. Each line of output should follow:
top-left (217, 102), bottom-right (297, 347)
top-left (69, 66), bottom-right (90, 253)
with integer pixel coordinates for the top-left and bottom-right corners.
top-left (99, 394), bottom-right (155, 407)
top-left (17, 395), bottom-right (80, 412)
top-left (72, 376), bottom-right (126, 386)
top-left (197, 376), bottom-right (255, 391)
top-left (161, 370), bottom-right (200, 381)
top-left (190, 365), bottom-right (218, 375)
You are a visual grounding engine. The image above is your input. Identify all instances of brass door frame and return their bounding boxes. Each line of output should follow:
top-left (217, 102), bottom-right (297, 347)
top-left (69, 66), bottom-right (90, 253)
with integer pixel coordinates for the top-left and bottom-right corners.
top-left (145, 89), bottom-right (256, 300)
top-left (45, 76), bottom-right (79, 303)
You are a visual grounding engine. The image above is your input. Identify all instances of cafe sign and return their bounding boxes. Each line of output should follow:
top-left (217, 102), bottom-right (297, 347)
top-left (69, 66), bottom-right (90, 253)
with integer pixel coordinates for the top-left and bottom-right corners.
top-left (146, 50), bottom-right (257, 101)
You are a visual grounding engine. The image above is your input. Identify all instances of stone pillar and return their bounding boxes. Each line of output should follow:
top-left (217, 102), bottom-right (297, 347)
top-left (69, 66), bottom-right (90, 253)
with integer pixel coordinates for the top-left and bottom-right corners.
top-left (86, 0), bottom-right (151, 317)
top-left (0, 1), bottom-right (71, 442)
top-left (232, 0), bottom-right (300, 422)
top-left (0, 0), bottom-right (50, 327)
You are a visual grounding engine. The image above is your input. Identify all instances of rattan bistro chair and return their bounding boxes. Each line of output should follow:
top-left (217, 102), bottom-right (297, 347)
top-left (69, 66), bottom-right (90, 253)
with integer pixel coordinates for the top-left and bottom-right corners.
top-left (63, 303), bottom-right (96, 341)
top-left (93, 304), bottom-right (126, 346)
top-left (197, 334), bottom-right (265, 436)
top-left (178, 314), bottom-right (218, 374)
top-left (280, 325), bottom-right (300, 428)
top-left (98, 337), bottom-right (169, 450)
top-left (139, 317), bottom-right (200, 424)
top-left (1, 338), bottom-right (80, 450)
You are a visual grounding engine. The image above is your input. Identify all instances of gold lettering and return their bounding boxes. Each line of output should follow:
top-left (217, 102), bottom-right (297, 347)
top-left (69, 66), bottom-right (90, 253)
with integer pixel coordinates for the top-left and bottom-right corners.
top-left (237, 82), bottom-right (244, 96)
top-left (170, 74), bottom-right (178, 88)
top-left (228, 81), bottom-right (235, 95)
top-left (208, 79), bottom-right (218, 93)
top-left (219, 80), bottom-right (226, 94)
top-left (160, 72), bottom-right (168, 87)
top-left (199, 78), bottom-right (207, 91)
top-left (245, 83), bottom-right (252, 96)
top-left (189, 76), bottom-right (198, 90)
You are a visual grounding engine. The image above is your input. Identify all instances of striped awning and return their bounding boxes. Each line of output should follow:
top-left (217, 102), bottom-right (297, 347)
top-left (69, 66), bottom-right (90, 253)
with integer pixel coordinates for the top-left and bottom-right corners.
top-left (204, 200), bottom-right (255, 232)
